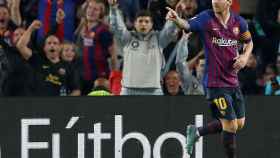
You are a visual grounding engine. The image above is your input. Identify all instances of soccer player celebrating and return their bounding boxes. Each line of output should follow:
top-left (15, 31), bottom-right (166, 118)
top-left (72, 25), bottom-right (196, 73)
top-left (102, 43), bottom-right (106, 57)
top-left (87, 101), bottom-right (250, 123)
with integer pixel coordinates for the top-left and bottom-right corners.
top-left (166, 0), bottom-right (253, 157)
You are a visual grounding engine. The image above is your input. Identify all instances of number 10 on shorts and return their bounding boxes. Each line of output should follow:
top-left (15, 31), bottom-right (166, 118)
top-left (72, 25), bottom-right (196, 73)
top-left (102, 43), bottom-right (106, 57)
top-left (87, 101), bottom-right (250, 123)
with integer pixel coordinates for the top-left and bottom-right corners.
top-left (213, 97), bottom-right (228, 115)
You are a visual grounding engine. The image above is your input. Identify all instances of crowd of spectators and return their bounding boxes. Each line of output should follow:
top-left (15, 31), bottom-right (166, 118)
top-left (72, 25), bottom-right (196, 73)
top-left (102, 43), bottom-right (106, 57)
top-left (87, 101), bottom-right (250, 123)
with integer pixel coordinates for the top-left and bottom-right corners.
top-left (0, 0), bottom-right (279, 96)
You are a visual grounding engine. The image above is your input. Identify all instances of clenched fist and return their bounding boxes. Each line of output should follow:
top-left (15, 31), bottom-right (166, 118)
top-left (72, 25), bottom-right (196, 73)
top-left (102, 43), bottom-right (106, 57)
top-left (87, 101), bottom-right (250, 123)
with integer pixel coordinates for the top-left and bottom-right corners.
top-left (30, 20), bottom-right (42, 30)
top-left (56, 8), bottom-right (65, 24)
top-left (108, 0), bottom-right (118, 6)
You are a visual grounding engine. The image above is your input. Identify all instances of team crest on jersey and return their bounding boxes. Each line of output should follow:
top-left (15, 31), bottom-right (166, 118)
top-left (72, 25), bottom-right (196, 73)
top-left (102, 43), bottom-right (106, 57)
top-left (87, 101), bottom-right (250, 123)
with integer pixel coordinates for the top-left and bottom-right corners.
top-left (83, 37), bottom-right (94, 46)
top-left (233, 27), bottom-right (240, 36)
top-left (131, 41), bottom-right (139, 48)
top-left (58, 68), bottom-right (66, 76)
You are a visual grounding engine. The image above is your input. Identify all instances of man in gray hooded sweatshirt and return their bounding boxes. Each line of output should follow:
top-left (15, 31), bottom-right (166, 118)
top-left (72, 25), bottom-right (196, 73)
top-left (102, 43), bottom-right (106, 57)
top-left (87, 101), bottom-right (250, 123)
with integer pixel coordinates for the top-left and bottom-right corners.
top-left (108, 0), bottom-right (178, 95)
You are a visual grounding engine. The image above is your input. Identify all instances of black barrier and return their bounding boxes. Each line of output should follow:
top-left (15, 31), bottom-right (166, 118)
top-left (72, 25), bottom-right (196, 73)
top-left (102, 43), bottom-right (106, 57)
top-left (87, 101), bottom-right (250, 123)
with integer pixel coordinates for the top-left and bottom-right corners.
top-left (0, 97), bottom-right (279, 158)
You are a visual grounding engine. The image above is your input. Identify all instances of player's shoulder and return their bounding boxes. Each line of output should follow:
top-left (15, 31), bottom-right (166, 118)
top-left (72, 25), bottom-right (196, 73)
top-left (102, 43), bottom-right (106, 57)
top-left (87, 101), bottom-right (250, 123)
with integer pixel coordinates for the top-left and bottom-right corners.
top-left (190, 9), bottom-right (214, 21)
top-left (196, 9), bottom-right (214, 17)
top-left (231, 12), bottom-right (247, 24)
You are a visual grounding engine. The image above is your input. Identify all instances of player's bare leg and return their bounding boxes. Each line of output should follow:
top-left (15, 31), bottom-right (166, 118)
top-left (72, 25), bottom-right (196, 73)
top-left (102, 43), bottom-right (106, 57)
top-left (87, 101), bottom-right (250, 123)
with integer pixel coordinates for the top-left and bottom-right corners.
top-left (237, 117), bottom-right (245, 130)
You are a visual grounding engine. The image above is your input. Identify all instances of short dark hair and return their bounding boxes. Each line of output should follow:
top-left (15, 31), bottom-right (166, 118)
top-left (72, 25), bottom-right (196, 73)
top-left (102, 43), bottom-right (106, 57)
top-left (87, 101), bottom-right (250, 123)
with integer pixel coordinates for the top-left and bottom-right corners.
top-left (42, 34), bottom-right (60, 47)
top-left (135, 10), bottom-right (153, 22)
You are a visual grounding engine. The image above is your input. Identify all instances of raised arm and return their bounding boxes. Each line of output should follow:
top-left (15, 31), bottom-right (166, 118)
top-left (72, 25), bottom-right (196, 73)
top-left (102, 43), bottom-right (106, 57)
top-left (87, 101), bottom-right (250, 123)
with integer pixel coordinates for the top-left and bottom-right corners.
top-left (165, 7), bottom-right (190, 31)
top-left (158, 20), bottom-right (179, 49)
top-left (174, 32), bottom-right (193, 94)
top-left (187, 50), bottom-right (204, 70)
top-left (158, 7), bottom-right (193, 49)
top-left (45, 8), bottom-right (66, 36)
top-left (10, 0), bottom-right (22, 26)
top-left (16, 20), bottom-right (41, 60)
top-left (108, 0), bottom-right (131, 45)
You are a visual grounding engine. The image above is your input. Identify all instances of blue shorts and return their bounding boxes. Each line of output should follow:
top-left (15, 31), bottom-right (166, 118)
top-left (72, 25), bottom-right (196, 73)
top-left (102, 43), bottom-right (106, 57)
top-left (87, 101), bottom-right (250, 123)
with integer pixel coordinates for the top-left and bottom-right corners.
top-left (206, 87), bottom-right (245, 120)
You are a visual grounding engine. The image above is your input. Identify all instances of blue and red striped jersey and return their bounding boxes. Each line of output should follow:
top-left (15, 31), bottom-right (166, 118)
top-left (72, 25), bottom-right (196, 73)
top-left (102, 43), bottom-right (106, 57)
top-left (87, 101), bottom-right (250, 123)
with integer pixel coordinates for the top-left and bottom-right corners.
top-left (188, 10), bottom-right (252, 88)
top-left (82, 23), bottom-right (113, 81)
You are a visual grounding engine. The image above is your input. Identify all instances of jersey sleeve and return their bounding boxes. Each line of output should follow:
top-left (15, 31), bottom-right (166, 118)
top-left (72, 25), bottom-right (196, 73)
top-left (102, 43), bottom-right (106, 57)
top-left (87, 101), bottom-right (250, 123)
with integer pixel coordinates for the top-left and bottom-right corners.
top-left (188, 11), bottom-right (209, 33)
top-left (239, 17), bottom-right (252, 44)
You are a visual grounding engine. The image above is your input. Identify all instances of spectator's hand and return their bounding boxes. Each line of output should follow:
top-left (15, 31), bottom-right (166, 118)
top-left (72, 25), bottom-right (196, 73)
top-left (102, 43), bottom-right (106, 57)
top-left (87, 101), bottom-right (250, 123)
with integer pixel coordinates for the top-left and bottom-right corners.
top-left (30, 20), bottom-right (42, 31)
top-left (175, 1), bottom-right (186, 17)
top-left (166, 7), bottom-right (179, 21)
top-left (233, 54), bottom-right (249, 73)
top-left (108, 0), bottom-right (118, 6)
top-left (166, 7), bottom-right (187, 29)
top-left (56, 8), bottom-right (65, 24)
top-left (182, 31), bottom-right (192, 39)
top-left (57, 0), bottom-right (64, 5)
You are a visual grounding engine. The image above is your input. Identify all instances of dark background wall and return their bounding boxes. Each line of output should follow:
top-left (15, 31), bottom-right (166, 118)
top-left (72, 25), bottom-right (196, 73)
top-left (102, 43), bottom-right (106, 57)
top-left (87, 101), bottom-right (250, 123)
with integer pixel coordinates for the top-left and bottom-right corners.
top-left (0, 96), bottom-right (279, 158)
top-left (240, 0), bottom-right (257, 14)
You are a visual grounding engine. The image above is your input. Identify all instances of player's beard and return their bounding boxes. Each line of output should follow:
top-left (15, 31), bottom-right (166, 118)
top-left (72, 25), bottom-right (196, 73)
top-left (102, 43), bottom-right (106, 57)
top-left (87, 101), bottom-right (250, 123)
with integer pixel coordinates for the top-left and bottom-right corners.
top-left (212, 3), bottom-right (228, 14)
